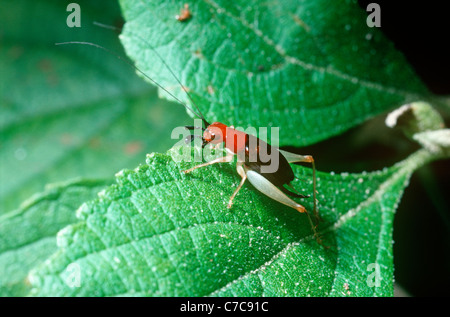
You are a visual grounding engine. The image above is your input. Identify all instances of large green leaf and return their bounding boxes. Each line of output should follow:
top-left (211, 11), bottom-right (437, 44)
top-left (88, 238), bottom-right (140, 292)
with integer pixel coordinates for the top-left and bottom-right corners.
top-left (0, 0), bottom-right (188, 213)
top-left (119, 0), bottom-right (429, 147)
top-left (3, 0), bottom-right (446, 298)
top-left (0, 178), bottom-right (110, 296)
top-left (28, 147), bottom-right (434, 296)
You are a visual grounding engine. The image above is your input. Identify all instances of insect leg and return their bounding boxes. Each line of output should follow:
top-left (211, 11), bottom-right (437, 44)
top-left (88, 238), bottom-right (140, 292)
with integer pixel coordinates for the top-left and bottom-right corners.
top-left (279, 150), bottom-right (319, 221)
top-left (227, 162), bottom-right (247, 209)
top-left (245, 169), bottom-right (306, 213)
top-left (278, 150), bottom-right (312, 164)
top-left (246, 169), bottom-right (322, 244)
top-left (183, 153), bottom-right (234, 174)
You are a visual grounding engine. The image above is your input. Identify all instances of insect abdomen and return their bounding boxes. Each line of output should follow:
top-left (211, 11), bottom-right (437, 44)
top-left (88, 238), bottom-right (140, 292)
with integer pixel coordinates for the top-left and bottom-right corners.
top-left (243, 135), bottom-right (295, 187)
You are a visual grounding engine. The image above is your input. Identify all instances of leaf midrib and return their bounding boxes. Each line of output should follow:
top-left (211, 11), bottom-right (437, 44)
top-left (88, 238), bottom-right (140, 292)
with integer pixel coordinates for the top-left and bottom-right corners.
top-left (33, 149), bottom-right (434, 296)
top-left (129, 0), bottom-right (425, 135)
top-left (46, 163), bottom-right (392, 296)
top-left (202, 0), bottom-right (423, 100)
top-left (207, 150), bottom-right (432, 295)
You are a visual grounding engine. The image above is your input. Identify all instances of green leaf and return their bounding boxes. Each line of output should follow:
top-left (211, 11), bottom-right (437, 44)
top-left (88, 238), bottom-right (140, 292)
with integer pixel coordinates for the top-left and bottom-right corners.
top-left (28, 147), bottom-right (434, 296)
top-left (0, 0), bottom-right (189, 213)
top-left (0, 178), bottom-right (110, 297)
top-left (119, 0), bottom-right (430, 147)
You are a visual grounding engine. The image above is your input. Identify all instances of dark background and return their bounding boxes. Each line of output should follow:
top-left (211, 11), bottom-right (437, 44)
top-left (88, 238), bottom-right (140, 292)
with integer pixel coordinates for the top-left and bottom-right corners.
top-left (360, 0), bottom-right (450, 297)
top-left (297, 1), bottom-right (450, 296)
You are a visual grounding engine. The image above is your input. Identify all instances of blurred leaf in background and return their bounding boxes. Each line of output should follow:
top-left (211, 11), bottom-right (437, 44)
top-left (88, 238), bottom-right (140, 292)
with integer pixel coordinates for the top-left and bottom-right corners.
top-left (0, 0), bottom-right (188, 297)
top-left (0, 0), bottom-right (188, 214)
top-left (0, 178), bottom-right (110, 296)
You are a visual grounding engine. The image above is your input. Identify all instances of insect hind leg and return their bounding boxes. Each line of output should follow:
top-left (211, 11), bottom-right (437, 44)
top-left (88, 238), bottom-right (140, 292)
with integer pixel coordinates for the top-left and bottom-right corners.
top-left (280, 151), bottom-right (319, 221)
top-left (279, 150), bottom-right (323, 243)
top-left (283, 183), bottom-right (310, 199)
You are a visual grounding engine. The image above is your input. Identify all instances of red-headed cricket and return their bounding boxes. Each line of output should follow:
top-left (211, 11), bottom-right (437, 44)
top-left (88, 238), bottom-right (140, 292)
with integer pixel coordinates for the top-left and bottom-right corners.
top-left (56, 20), bottom-right (322, 243)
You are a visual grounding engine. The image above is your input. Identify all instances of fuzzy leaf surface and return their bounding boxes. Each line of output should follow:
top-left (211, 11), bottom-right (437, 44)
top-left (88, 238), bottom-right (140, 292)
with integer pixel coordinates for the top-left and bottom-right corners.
top-left (119, 0), bottom-right (429, 146)
top-left (28, 148), bottom-right (432, 296)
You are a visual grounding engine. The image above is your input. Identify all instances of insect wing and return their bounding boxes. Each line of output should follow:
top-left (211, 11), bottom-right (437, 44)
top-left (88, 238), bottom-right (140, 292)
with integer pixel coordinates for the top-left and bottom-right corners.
top-left (244, 135), bottom-right (295, 187)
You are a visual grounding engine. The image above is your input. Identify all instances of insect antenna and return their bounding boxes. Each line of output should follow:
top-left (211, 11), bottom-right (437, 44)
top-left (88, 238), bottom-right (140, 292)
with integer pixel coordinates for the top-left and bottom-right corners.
top-left (55, 40), bottom-right (206, 125)
top-left (93, 21), bottom-right (210, 128)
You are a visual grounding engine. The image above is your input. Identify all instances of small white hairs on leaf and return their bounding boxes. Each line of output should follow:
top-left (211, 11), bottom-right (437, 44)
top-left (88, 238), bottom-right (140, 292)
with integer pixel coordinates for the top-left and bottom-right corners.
top-left (413, 129), bottom-right (450, 153)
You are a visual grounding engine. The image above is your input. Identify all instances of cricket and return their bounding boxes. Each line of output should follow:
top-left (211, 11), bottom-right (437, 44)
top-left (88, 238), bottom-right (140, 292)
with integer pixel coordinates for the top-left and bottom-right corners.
top-left (145, 44), bottom-right (322, 243)
top-left (57, 9), bottom-right (322, 243)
